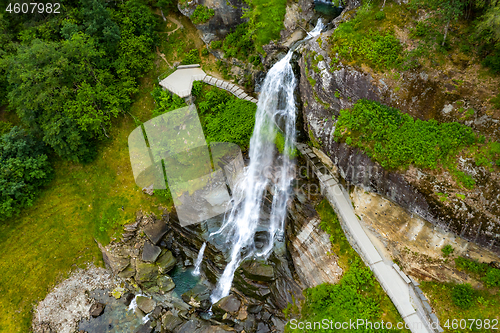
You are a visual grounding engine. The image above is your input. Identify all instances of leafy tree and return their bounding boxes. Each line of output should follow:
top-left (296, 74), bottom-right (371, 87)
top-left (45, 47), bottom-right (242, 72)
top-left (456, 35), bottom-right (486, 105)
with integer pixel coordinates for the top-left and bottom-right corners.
top-left (4, 34), bottom-right (127, 161)
top-left (81, 0), bottom-right (121, 50)
top-left (0, 127), bottom-right (53, 220)
top-left (0, 121), bottom-right (12, 135)
top-left (477, 1), bottom-right (500, 42)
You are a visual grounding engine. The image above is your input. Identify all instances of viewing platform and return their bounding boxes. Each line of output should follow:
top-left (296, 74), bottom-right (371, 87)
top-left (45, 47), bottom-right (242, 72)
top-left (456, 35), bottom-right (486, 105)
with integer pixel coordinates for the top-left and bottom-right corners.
top-left (159, 64), bottom-right (258, 103)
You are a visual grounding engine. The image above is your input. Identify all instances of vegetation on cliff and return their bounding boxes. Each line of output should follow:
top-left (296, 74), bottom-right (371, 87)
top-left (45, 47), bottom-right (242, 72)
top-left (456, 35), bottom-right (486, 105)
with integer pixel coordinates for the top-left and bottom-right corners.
top-left (210, 0), bottom-right (287, 57)
top-left (191, 5), bottom-right (215, 24)
top-left (334, 99), bottom-right (476, 167)
top-left (329, 0), bottom-right (500, 76)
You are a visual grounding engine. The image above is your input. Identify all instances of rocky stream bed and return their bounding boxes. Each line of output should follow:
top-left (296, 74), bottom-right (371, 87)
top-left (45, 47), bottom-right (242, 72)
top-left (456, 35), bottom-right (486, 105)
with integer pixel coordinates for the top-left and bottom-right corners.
top-left (32, 157), bottom-right (338, 333)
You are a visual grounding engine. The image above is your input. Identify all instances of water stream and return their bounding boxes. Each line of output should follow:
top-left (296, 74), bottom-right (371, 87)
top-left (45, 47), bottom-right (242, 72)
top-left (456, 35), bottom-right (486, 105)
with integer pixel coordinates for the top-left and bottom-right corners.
top-left (203, 20), bottom-right (325, 305)
top-left (193, 242), bottom-right (206, 276)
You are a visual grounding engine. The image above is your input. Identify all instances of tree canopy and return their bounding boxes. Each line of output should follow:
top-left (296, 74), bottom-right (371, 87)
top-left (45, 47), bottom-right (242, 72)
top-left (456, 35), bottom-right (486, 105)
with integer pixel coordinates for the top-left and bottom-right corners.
top-left (0, 127), bottom-right (53, 220)
top-left (1, 0), bottom-right (157, 162)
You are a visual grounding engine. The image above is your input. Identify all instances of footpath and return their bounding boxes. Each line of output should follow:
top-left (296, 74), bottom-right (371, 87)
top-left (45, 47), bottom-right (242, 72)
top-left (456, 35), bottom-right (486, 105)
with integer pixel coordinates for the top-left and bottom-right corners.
top-left (296, 143), bottom-right (443, 333)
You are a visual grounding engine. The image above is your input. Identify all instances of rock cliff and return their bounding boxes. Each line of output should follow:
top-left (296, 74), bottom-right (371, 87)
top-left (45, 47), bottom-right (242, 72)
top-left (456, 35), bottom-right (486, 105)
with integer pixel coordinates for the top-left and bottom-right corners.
top-left (178, 0), bottom-right (248, 44)
top-left (296, 29), bottom-right (500, 255)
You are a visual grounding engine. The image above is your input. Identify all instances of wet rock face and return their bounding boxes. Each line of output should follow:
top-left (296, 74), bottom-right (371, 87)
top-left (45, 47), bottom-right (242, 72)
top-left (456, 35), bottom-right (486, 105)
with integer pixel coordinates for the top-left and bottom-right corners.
top-left (178, 0), bottom-right (248, 45)
top-left (297, 38), bottom-right (500, 254)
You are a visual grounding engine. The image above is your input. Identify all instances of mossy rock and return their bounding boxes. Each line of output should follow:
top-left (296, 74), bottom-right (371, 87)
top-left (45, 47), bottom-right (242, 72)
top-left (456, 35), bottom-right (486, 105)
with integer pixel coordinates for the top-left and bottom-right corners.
top-left (156, 250), bottom-right (176, 274)
top-left (135, 260), bottom-right (159, 284)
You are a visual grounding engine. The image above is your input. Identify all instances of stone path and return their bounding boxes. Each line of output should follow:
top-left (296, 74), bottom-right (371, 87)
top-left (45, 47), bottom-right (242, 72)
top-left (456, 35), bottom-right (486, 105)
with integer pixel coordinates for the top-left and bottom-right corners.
top-left (296, 143), bottom-right (443, 333)
top-left (159, 64), bottom-right (258, 103)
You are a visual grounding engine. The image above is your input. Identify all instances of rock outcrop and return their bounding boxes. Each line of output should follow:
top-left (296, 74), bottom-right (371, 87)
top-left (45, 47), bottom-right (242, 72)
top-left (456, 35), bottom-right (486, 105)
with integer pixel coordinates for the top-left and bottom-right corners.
top-left (296, 28), bottom-right (500, 254)
top-left (178, 0), bottom-right (248, 45)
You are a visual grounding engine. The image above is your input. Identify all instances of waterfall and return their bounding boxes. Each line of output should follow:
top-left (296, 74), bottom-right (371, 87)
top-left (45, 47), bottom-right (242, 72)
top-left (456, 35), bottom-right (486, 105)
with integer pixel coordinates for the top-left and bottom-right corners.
top-left (208, 20), bottom-right (325, 305)
top-left (192, 242), bottom-right (206, 276)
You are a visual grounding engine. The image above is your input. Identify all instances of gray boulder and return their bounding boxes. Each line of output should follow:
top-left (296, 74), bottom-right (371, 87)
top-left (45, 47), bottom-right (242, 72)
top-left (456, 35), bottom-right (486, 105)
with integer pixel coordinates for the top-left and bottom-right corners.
top-left (143, 220), bottom-right (169, 245)
top-left (156, 250), bottom-right (176, 273)
top-left (240, 260), bottom-right (274, 282)
top-left (135, 260), bottom-right (159, 286)
top-left (142, 241), bottom-right (162, 262)
top-left (213, 294), bottom-right (241, 316)
top-left (162, 314), bottom-right (184, 332)
top-left (157, 275), bottom-right (176, 293)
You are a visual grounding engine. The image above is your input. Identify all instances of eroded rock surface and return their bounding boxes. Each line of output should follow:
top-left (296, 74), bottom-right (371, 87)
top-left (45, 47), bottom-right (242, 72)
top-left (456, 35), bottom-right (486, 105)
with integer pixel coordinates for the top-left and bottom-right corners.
top-left (297, 33), bottom-right (500, 255)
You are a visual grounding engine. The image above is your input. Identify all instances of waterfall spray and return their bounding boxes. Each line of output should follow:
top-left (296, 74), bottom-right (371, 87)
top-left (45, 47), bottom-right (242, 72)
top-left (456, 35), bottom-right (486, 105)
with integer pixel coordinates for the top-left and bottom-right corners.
top-left (208, 20), bottom-right (325, 305)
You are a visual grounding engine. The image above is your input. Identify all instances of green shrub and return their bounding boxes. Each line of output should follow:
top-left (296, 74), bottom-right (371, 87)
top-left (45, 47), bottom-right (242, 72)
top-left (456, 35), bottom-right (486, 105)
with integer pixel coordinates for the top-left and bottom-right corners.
top-left (491, 93), bottom-right (500, 109)
top-left (329, 14), bottom-right (403, 71)
top-left (210, 40), bottom-right (223, 49)
top-left (441, 244), bottom-right (454, 257)
top-left (205, 98), bottom-right (256, 147)
top-left (190, 5), bottom-right (215, 25)
top-left (334, 99), bottom-right (476, 170)
top-left (249, 55), bottom-right (261, 66)
top-left (411, 21), bottom-right (428, 37)
top-left (0, 127), bottom-right (53, 220)
top-left (193, 84), bottom-right (256, 148)
top-left (242, 0), bottom-right (287, 54)
top-left (455, 257), bottom-right (489, 275)
top-left (482, 50), bottom-right (500, 74)
top-left (375, 11), bottom-right (386, 20)
top-left (192, 81), bottom-right (203, 97)
top-left (181, 49), bottom-right (201, 65)
top-left (221, 23), bottom-right (254, 60)
top-left (0, 121), bottom-right (13, 135)
top-left (454, 171), bottom-right (476, 189)
top-left (451, 284), bottom-right (475, 309)
top-left (482, 268), bottom-right (500, 287)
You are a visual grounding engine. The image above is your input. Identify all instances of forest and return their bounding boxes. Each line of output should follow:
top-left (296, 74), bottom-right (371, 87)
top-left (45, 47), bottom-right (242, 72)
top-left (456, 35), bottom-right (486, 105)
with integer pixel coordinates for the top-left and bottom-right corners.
top-left (0, 0), bottom-right (164, 219)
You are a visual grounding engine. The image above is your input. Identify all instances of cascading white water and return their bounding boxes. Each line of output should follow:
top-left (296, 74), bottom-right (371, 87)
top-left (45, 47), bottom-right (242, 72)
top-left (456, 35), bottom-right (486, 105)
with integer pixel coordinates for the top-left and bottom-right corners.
top-left (204, 20), bottom-right (325, 305)
top-left (192, 242), bottom-right (206, 276)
